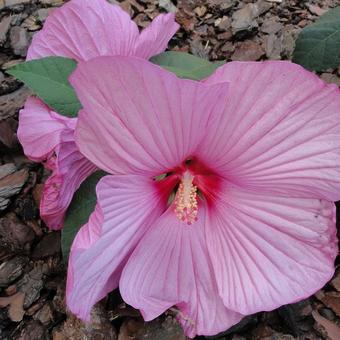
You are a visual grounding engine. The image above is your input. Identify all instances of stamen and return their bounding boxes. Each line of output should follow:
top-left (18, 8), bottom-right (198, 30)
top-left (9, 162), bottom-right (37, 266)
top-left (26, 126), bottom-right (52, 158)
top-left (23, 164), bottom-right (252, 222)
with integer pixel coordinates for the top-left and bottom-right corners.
top-left (174, 172), bottom-right (198, 225)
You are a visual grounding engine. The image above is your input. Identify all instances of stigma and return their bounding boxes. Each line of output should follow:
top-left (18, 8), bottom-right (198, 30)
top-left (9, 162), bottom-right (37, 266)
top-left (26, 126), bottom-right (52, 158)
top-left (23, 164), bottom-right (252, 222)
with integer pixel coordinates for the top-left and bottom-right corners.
top-left (174, 171), bottom-right (198, 225)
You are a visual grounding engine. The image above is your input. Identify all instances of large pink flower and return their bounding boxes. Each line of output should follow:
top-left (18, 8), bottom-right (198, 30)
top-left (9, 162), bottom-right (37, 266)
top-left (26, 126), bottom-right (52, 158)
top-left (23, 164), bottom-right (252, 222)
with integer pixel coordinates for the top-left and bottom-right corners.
top-left (67, 56), bottom-right (340, 337)
top-left (17, 0), bottom-right (179, 230)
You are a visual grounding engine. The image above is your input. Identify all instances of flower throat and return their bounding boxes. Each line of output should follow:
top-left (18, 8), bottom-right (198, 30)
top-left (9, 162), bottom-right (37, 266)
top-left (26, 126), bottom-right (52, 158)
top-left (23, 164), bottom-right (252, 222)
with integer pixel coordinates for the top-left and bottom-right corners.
top-left (155, 158), bottom-right (222, 226)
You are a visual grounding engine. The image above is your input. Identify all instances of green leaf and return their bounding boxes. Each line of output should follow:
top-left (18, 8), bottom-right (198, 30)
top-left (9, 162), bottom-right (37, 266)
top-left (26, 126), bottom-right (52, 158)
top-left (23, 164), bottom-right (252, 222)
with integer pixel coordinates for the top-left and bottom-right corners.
top-left (293, 6), bottom-right (340, 71)
top-left (7, 56), bottom-right (81, 117)
top-left (61, 171), bottom-right (106, 261)
top-left (151, 51), bottom-right (224, 80)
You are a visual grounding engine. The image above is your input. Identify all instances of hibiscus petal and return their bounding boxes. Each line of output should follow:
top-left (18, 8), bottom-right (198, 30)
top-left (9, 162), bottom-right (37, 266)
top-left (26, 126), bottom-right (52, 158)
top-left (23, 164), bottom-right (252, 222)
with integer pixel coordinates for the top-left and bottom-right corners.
top-left (27, 0), bottom-right (139, 61)
top-left (40, 129), bottom-right (97, 230)
top-left (66, 174), bottom-right (166, 321)
top-left (120, 204), bottom-right (244, 338)
top-left (66, 204), bottom-right (103, 296)
top-left (207, 183), bottom-right (337, 315)
top-left (203, 61), bottom-right (340, 201)
top-left (134, 13), bottom-right (179, 59)
top-left (71, 56), bottom-right (229, 175)
top-left (17, 97), bottom-right (74, 162)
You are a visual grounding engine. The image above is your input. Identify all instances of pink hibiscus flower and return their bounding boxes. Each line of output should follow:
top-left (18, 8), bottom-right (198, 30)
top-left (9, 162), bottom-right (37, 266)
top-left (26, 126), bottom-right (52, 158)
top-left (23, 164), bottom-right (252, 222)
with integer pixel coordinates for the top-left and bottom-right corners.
top-left (67, 56), bottom-right (340, 337)
top-left (17, 0), bottom-right (179, 230)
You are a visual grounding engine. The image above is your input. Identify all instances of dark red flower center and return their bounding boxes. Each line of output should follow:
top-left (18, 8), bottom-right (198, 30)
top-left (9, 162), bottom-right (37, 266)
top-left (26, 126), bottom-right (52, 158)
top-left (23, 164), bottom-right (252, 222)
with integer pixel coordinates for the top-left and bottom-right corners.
top-left (155, 157), bottom-right (221, 225)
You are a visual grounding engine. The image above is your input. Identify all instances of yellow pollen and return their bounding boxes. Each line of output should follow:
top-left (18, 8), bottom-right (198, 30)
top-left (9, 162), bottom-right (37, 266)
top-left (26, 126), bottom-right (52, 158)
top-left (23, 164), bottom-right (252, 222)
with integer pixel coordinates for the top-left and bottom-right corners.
top-left (174, 172), bottom-right (198, 225)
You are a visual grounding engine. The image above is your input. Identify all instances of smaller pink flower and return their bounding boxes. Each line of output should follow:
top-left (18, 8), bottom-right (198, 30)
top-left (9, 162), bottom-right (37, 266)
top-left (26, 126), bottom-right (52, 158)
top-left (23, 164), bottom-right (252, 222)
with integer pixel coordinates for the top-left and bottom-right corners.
top-left (18, 0), bottom-right (179, 230)
top-left (66, 56), bottom-right (340, 337)
top-left (18, 98), bottom-right (97, 229)
top-left (39, 129), bottom-right (98, 229)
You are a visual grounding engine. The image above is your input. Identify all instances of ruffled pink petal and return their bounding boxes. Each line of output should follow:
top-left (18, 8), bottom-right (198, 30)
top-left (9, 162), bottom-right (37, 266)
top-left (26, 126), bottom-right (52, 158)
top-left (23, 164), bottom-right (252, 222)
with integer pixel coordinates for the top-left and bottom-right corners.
top-left (134, 13), bottom-right (179, 59)
top-left (40, 129), bottom-right (97, 230)
top-left (17, 97), bottom-right (74, 162)
top-left (206, 183), bottom-right (337, 315)
top-left (27, 0), bottom-right (139, 61)
top-left (120, 204), bottom-right (244, 338)
top-left (202, 61), bottom-right (340, 201)
top-left (71, 56), bottom-right (229, 175)
top-left (66, 174), bottom-right (167, 321)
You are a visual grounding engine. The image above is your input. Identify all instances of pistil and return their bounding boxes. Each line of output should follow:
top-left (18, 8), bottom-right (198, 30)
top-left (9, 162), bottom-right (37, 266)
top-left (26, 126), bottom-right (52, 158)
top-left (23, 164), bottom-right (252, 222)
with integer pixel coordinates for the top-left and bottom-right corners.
top-left (174, 171), bottom-right (198, 225)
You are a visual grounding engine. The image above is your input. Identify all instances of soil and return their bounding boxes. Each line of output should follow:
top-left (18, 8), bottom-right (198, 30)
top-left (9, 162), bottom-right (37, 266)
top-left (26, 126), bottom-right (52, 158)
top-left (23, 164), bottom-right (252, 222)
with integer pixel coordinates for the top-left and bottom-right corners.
top-left (1, 0), bottom-right (340, 339)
